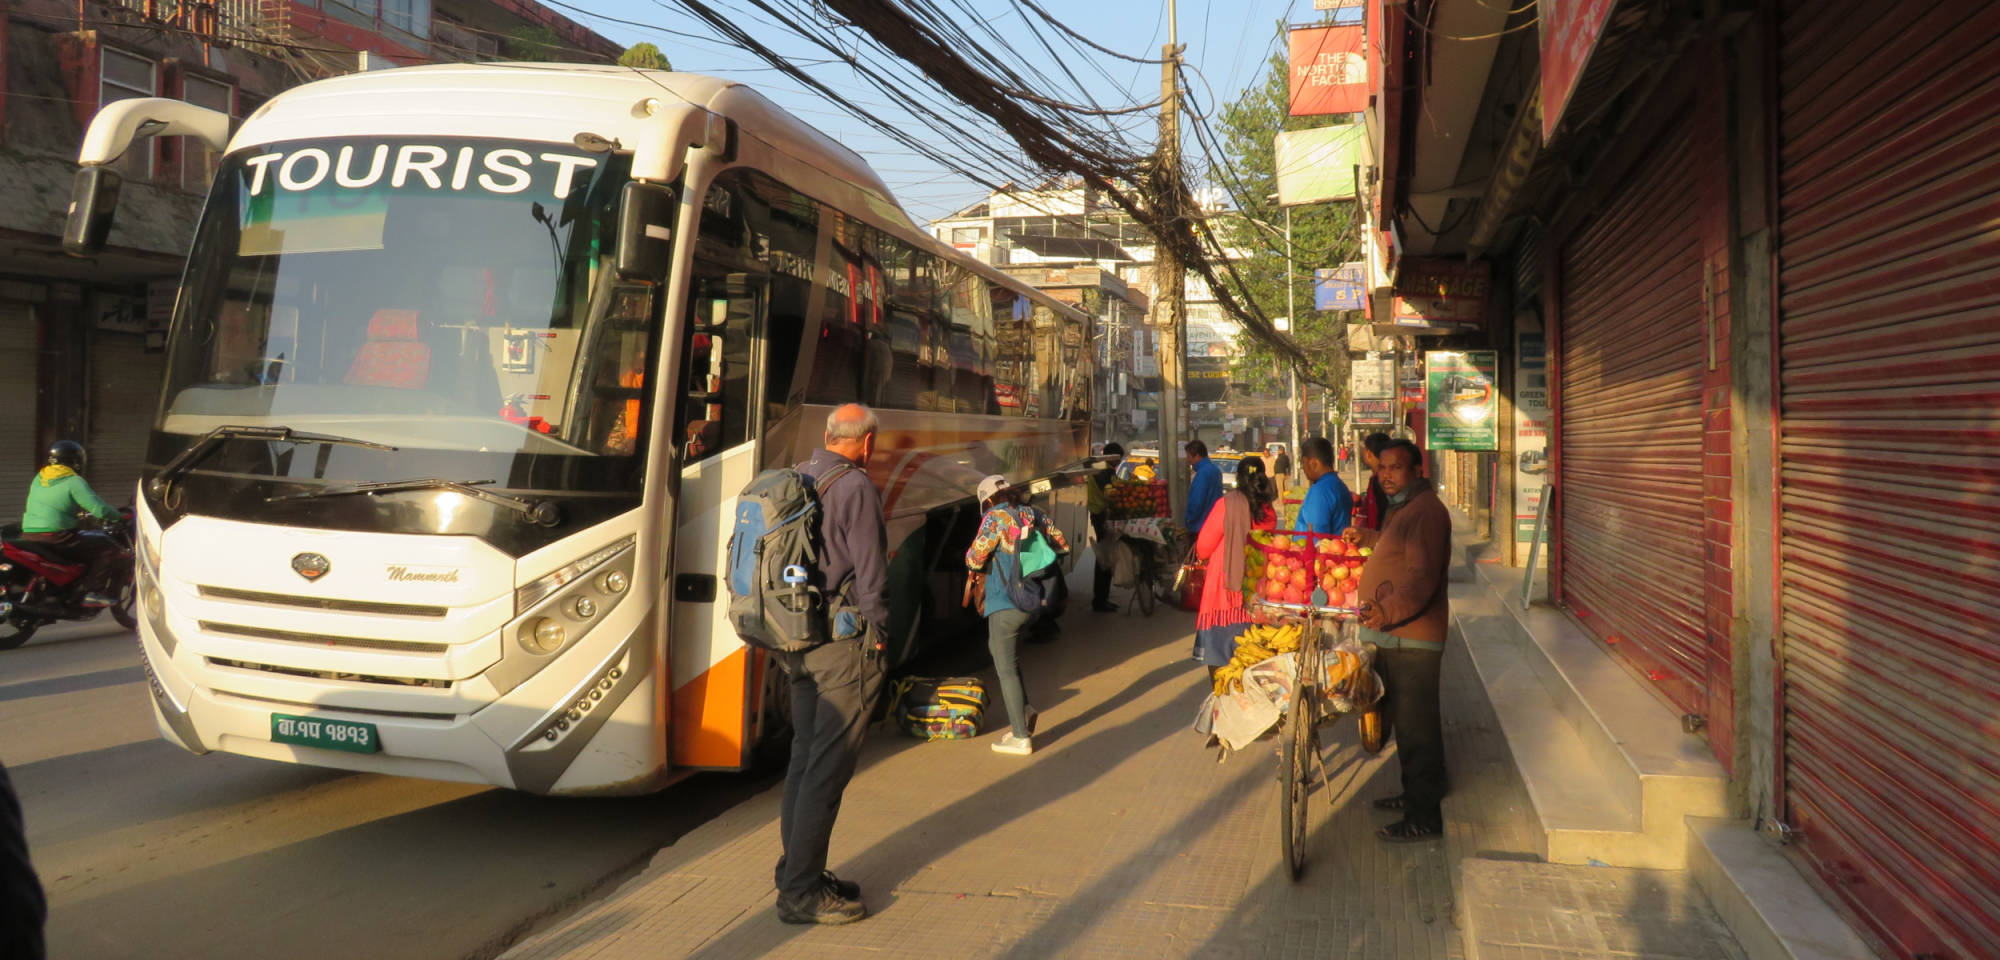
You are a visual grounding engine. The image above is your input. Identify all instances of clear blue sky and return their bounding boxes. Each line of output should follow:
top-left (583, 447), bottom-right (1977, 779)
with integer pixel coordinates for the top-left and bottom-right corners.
top-left (571, 0), bottom-right (1315, 224)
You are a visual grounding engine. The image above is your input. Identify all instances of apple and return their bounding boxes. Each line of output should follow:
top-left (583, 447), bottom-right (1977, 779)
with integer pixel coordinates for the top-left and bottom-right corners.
top-left (1289, 568), bottom-right (1310, 588)
top-left (1358, 546), bottom-right (1372, 557)
top-left (1332, 565), bottom-right (1350, 581)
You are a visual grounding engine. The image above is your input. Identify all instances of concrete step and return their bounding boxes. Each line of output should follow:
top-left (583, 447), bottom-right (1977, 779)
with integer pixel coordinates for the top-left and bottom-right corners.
top-left (1685, 818), bottom-right (1881, 960)
top-left (1459, 857), bottom-right (1748, 960)
top-left (1452, 571), bottom-right (1729, 868)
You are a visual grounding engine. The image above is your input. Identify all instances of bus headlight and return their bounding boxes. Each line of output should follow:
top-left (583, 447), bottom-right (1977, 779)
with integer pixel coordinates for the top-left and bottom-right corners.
top-left (521, 617), bottom-right (566, 654)
top-left (596, 570), bottom-right (628, 594)
top-left (571, 597), bottom-right (597, 619)
top-left (516, 535), bottom-right (635, 614)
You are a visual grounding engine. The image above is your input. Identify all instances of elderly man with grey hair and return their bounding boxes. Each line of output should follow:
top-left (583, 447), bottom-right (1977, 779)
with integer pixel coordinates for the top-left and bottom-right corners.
top-left (772, 402), bottom-right (889, 926)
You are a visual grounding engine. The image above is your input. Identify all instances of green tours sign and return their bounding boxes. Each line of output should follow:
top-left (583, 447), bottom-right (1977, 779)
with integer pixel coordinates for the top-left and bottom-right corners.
top-left (1424, 350), bottom-right (1498, 451)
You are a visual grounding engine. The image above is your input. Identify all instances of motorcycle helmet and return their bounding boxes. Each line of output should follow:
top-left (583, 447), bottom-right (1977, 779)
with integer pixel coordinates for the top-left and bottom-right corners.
top-left (47, 440), bottom-right (87, 473)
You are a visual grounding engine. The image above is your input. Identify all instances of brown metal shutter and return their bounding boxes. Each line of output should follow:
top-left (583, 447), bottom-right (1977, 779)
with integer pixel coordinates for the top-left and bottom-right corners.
top-left (0, 304), bottom-right (38, 526)
top-left (87, 330), bottom-right (163, 510)
top-left (1555, 111), bottom-right (1709, 715)
top-left (1775, 1), bottom-right (2000, 954)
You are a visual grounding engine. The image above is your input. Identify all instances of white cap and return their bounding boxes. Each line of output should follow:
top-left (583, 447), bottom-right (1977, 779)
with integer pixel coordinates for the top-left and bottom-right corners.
top-left (976, 474), bottom-right (1010, 505)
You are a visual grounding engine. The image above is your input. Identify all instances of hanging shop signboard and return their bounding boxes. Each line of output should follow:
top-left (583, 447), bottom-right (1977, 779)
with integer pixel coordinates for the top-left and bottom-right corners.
top-left (1541, 0), bottom-right (1618, 141)
top-left (1314, 262), bottom-right (1367, 311)
top-left (1287, 26), bottom-right (1368, 116)
top-left (1350, 357), bottom-right (1394, 400)
top-left (1393, 258), bottom-right (1490, 328)
top-left (1274, 125), bottom-right (1366, 204)
top-left (1424, 350), bottom-right (1498, 451)
top-left (1512, 328), bottom-right (1551, 560)
top-left (1352, 398), bottom-right (1396, 426)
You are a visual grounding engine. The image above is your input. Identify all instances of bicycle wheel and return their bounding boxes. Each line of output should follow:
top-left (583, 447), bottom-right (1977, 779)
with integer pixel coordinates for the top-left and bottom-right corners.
top-left (1279, 675), bottom-right (1315, 880)
top-left (1279, 625), bottom-right (1321, 881)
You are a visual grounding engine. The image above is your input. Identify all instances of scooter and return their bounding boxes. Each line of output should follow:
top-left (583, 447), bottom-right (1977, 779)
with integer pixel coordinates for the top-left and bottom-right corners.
top-left (0, 512), bottom-right (137, 650)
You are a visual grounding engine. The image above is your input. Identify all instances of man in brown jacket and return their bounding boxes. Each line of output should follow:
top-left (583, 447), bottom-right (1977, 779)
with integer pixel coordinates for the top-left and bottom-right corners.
top-left (1343, 439), bottom-right (1452, 843)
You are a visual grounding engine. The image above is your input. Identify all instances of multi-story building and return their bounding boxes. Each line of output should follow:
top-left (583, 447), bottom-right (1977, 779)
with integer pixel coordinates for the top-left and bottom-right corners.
top-left (997, 264), bottom-right (1147, 446)
top-left (0, 0), bottom-right (620, 517)
top-left (933, 179), bottom-right (1252, 447)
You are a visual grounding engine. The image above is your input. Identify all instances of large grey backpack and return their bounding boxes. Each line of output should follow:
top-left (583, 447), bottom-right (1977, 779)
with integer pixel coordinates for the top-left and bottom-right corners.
top-left (724, 463), bottom-right (854, 653)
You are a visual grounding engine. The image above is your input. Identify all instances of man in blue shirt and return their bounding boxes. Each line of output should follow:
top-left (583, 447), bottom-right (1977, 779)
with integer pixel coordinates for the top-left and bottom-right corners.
top-left (1182, 439), bottom-right (1223, 534)
top-left (1296, 436), bottom-right (1354, 535)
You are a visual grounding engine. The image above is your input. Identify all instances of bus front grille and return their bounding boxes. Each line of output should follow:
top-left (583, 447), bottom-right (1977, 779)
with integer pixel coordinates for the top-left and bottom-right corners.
top-left (199, 621), bottom-right (450, 655)
top-left (211, 688), bottom-right (460, 722)
top-left (197, 586), bottom-right (450, 619)
top-left (205, 656), bottom-right (452, 689)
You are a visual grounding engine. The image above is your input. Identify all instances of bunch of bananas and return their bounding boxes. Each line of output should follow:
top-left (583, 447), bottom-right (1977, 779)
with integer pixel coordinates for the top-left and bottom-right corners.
top-left (1210, 623), bottom-right (1305, 694)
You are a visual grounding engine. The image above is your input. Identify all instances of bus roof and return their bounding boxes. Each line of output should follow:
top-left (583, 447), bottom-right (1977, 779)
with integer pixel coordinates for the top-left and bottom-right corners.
top-left (235, 64), bottom-right (893, 213)
top-left (231, 63), bottom-right (1087, 325)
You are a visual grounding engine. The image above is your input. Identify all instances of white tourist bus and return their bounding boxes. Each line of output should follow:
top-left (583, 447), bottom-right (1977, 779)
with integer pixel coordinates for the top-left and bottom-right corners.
top-left (66, 64), bottom-right (1095, 795)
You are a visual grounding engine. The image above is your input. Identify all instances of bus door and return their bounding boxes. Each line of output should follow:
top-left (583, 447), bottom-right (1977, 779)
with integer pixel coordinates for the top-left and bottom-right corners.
top-left (667, 264), bottom-right (762, 768)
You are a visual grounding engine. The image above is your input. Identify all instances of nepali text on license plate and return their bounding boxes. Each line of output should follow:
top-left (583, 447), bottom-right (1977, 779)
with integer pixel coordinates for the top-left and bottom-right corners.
top-left (270, 713), bottom-right (380, 754)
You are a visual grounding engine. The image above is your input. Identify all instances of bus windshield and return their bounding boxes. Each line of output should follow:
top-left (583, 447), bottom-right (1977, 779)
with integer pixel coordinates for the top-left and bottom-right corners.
top-left (159, 137), bottom-right (661, 490)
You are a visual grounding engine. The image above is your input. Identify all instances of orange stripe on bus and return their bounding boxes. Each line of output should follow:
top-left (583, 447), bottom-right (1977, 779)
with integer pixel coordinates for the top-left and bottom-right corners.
top-left (670, 647), bottom-right (749, 768)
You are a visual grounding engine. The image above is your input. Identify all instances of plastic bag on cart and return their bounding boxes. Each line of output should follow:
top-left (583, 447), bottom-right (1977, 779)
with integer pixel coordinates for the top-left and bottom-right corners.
top-left (1320, 634), bottom-right (1384, 716)
top-left (1102, 535), bottom-right (1141, 588)
top-left (1203, 652), bottom-right (1297, 751)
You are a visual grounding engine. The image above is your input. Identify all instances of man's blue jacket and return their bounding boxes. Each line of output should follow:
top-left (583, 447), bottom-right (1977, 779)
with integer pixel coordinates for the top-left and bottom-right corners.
top-left (1185, 457), bottom-right (1222, 534)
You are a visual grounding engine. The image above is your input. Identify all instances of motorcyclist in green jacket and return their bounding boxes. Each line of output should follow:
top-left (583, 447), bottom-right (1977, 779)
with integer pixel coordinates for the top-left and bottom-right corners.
top-left (20, 441), bottom-right (122, 606)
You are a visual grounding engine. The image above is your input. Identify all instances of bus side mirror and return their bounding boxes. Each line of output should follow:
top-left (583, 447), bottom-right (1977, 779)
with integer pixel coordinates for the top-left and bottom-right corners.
top-left (616, 182), bottom-right (676, 282)
top-left (63, 166), bottom-right (124, 257)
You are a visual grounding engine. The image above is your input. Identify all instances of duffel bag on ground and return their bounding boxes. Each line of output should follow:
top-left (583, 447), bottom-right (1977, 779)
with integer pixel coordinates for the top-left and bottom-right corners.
top-left (888, 676), bottom-right (987, 739)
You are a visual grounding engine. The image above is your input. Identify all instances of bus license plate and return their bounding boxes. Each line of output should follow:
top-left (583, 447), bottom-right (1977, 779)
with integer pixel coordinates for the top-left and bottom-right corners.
top-left (270, 713), bottom-right (380, 754)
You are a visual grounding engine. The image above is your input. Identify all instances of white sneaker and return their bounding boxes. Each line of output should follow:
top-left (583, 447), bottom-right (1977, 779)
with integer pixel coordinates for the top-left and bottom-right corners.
top-left (991, 732), bottom-right (1033, 756)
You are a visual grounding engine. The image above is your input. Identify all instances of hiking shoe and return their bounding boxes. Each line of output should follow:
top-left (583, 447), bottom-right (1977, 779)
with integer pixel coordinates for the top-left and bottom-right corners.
top-left (776, 887), bottom-right (866, 925)
top-left (991, 732), bottom-right (1033, 756)
top-left (821, 870), bottom-right (860, 900)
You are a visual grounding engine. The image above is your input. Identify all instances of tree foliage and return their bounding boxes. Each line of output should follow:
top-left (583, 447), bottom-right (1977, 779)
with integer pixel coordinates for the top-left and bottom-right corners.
top-left (1212, 45), bottom-right (1361, 403)
top-left (618, 43), bottom-right (672, 70)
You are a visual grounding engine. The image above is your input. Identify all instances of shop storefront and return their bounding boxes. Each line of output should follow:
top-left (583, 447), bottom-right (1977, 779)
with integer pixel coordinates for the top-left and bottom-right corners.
top-left (1770, 1), bottom-right (2000, 952)
top-left (0, 302), bottom-right (40, 523)
top-left (1550, 97), bottom-right (1724, 727)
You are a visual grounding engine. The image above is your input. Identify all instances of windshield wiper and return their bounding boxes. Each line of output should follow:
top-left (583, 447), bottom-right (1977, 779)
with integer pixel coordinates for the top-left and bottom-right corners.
top-left (152, 425), bottom-right (397, 501)
top-left (268, 478), bottom-right (562, 527)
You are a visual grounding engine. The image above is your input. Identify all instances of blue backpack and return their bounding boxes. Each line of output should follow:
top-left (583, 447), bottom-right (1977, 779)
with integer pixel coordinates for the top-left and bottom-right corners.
top-left (992, 513), bottom-right (1070, 620)
top-left (725, 463), bottom-right (854, 653)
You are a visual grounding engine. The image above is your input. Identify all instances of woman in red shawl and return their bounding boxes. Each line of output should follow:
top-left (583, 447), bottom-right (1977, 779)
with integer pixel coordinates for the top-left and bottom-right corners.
top-left (1191, 457), bottom-right (1278, 673)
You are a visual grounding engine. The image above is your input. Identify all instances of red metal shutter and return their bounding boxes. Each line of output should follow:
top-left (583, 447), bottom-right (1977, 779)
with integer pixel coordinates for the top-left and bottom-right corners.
top-left (0, 303), bottom-right (39, 526)
top-left (1555, 111), bottom-right (1709, 715)
top-left (1774, 1), bottom-right (2000, 955)
top-left (87, 329), bottom-right (164, 511)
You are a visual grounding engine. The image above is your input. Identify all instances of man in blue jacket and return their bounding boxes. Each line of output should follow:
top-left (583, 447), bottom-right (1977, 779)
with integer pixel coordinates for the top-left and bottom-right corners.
top-left (1182, 439), bottom-right (1222, 535)
top-left (1297, 436), bottom-right (1354, 536)
top-left (776, 403), bottom-right (888, 926)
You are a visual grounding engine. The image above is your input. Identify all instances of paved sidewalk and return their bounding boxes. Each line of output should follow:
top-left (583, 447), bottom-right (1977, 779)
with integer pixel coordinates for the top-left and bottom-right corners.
top-left (502, 571), bottom-right (1544, 960)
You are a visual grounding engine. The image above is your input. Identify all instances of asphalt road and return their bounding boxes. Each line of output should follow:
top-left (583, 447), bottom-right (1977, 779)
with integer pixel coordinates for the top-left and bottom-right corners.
top-left (1, 621), bottom-right (776, 960)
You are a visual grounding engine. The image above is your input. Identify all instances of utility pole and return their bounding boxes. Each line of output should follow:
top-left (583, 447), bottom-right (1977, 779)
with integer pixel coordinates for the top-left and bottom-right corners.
top-left (1284, 204), bottom-right (1301, 477)
top-left (1155, 0), bottom-right (1187, 522)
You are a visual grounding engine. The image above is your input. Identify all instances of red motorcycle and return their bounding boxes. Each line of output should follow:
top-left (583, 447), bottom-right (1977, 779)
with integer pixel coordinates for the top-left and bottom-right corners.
top-left (0, 513), bottom-right (137, 650)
